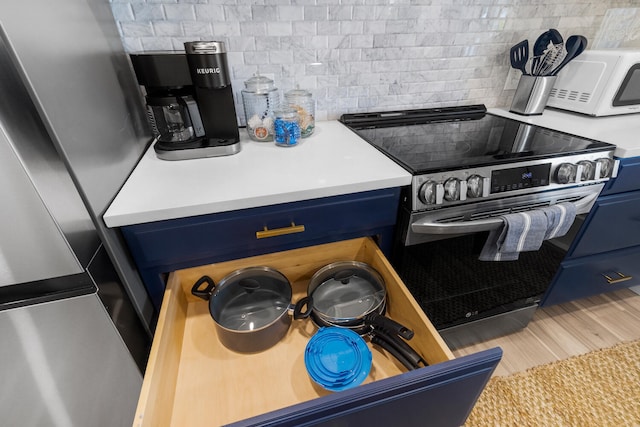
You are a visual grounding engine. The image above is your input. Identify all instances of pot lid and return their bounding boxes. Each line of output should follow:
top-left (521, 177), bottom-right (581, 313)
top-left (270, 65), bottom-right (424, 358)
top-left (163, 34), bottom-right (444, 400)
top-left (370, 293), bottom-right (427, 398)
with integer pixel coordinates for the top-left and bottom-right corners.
top-left (212, 267), bottom-right (291, 332)
top-left (304, 327), bottom-right (372, 391)
top-left (311, 265), bottom-right (386, 320)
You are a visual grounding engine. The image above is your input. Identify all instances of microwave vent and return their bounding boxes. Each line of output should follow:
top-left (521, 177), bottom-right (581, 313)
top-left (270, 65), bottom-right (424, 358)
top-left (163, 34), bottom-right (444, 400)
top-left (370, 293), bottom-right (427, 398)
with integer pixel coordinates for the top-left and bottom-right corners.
top-left (549, 88), bottom-right (591, 103)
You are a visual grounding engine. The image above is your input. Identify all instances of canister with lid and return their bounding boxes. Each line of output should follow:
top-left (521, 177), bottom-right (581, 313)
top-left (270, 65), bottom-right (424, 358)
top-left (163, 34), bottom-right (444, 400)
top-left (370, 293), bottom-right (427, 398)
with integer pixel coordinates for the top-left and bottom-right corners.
top-left (274, 108), bottom-right (301, 147)
top-left (241, 75), bottom-right (280, 142)
top-left (285, 88), bottom-right (315, 137)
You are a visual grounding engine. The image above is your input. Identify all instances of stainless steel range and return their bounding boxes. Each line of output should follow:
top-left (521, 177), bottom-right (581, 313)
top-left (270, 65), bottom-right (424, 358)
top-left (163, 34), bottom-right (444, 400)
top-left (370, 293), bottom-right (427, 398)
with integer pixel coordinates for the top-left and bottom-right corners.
top-left (340, 105), bottom-right (617, 348)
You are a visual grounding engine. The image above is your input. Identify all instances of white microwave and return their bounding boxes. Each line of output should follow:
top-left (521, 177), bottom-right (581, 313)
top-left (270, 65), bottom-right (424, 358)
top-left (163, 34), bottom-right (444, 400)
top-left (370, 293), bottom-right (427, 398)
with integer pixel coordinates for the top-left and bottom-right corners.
top-left (546, 49), bottom-right (640, 116)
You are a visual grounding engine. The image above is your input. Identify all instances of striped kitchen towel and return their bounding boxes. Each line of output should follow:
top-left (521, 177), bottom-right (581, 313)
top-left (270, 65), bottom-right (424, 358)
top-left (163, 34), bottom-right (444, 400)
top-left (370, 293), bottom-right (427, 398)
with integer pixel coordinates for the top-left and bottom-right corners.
top-left (479, 210), bottom-right (548, 261)
top-left (542, 202), bottom-right (577, 240)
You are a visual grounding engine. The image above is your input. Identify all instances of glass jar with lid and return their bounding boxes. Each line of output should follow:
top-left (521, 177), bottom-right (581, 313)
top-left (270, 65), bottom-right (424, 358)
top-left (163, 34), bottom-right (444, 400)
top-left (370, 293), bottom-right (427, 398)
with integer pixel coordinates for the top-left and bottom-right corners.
top-left (273, 108), bottom-right (301, 147)
top-left (241, 74), bottom-right (280, 142)
top-left (284, 88), bottom-right (315, 137)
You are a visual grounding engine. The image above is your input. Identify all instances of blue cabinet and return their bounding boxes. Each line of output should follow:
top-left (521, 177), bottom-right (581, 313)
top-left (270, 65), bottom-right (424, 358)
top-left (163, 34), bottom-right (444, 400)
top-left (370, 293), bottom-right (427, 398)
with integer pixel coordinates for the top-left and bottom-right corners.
top-left (122, 190), bottom-right (502, 427)
top-left (542, 157), bottom-right (640, 306)
top-left (569, 191), bottom-right (640, 258)
top-left (601, 156), bottom-right (640, 195)
top-left (122, 188), bottom-right (402, 308)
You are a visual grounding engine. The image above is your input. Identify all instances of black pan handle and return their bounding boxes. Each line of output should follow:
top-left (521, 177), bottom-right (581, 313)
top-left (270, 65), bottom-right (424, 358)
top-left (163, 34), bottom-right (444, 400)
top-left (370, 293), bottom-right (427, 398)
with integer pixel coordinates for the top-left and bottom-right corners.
top-left (370, 334), bottom-right (417, 371)
top-left (364, 312), bottom-right (414, 340)
top-left (293, 296), bottom-right (313, 320)
top-left (371, 328), bottom-right (427, 369)
top-left (191, 276), bottom-right (215, 301)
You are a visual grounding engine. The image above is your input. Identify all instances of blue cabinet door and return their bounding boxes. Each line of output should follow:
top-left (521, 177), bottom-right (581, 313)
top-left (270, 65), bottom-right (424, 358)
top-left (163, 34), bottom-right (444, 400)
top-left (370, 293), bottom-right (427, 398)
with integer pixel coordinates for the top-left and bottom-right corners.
top-left (568, 190), bottom-right (640, 259)
top-left (601, 157), bottom-right (640, 196)
top-left (542, 245), bottom-right (640, 306)
top-left (227, 348), bottom-right (502, 427)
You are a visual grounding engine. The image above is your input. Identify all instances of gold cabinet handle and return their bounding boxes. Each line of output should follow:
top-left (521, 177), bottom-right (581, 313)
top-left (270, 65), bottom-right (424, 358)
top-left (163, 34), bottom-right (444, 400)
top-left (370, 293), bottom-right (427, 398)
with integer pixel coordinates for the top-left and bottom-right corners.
top-left (256, 222), bottom-right (305, 239)
top-left (602, 271), bottom-right (633, 285)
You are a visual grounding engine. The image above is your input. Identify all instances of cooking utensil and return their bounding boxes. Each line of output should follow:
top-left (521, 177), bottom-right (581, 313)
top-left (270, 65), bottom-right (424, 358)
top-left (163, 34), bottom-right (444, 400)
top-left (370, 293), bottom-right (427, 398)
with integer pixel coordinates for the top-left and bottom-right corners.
top-left (303, 303), bottom-right (426, 370)
top-left (534, 42), bottom-right (565, 76)
top-left (191, 267), bottom-right (293, 353)
top-left (549, 35), bottom-right (587, 76)
top-left (296, 261), bottom-right (387, 327)
top-left (509, 40), bottom-right (529, 74)
top-left (293, 261), bottom-right (426, 371)
top-left (531, 29), bottom-right (563, 74)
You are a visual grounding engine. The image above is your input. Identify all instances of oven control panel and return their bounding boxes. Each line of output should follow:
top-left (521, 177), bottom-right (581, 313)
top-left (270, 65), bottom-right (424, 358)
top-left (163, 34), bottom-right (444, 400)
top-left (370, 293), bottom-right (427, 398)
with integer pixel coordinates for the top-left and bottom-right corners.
top-left (413, 152), bottom-right (617, 211)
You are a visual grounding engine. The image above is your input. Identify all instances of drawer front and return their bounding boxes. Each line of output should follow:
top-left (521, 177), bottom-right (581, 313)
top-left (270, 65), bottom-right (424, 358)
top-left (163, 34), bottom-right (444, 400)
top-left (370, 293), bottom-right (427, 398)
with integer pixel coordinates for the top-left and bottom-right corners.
top-left (601, 157), bottom-right (640, 196)
top-left (542, 245), bottom-right (640, 306)
top-left (123, 188), bottom-right (400, 269)
top-left (569, 190), bottom-right (640, 258)
top-left (229, 349), bottom-right (502, 427)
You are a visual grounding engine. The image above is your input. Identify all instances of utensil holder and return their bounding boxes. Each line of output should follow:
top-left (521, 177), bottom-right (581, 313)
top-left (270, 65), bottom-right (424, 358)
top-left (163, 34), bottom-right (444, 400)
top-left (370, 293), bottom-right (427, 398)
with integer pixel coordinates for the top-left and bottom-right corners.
top-left (510, 75), bottom-right (557, 115)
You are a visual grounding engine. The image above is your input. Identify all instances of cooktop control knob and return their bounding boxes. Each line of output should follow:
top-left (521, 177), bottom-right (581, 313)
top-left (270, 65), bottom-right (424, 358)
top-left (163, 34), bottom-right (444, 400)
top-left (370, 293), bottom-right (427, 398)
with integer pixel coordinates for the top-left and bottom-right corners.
top-left (443, 178), bottom-right (460, 201)
top-left (466, 175), bottom-right (484, 198)
top-left (459, 180), bottom-right (467, 201)
top-left (577, 160), bottom-right (595, 181)
top-left (555, 163), bottom-right (577, 184)
top-left (418, 180), bottom-right (438, 205)
top-left (596, 158), bottom-right (614, 179)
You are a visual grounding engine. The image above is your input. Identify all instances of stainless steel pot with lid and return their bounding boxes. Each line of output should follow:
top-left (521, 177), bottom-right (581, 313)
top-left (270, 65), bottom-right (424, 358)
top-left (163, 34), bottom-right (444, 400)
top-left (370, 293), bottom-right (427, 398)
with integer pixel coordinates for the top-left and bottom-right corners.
top-left (191, 266), bottom-right (292, 353)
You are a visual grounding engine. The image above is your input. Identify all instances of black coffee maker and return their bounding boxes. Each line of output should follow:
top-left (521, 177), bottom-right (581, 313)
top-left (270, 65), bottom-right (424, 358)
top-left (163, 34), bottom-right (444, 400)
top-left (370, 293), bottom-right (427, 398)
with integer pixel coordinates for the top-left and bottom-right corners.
top-left (130, 41), bottom-right (240, 160)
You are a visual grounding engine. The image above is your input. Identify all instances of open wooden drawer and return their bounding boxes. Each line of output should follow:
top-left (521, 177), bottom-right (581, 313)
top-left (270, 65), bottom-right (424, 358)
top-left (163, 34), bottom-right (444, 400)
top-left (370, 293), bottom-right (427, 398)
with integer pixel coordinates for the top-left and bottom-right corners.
top-left (134, 237), bottom-right (501, 427)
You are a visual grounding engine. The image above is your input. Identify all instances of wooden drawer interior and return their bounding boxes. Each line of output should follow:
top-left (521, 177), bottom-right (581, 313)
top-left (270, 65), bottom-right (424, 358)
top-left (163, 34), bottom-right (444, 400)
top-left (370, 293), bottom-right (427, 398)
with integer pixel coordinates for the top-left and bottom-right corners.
top-left (134, 237), bottom-right (454, 427)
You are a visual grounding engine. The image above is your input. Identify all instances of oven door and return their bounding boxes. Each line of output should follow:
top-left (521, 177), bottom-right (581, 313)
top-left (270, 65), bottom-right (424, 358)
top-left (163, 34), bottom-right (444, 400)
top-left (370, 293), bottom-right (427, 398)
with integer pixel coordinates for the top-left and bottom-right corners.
top-left (392, 184), bottom-right (603, 349)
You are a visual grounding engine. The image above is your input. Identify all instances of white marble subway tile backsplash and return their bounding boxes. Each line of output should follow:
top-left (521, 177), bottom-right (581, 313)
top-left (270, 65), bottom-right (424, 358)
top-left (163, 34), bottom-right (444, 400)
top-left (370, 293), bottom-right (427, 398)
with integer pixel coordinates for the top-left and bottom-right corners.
top-left (110, 0), bottom-right (640, 122)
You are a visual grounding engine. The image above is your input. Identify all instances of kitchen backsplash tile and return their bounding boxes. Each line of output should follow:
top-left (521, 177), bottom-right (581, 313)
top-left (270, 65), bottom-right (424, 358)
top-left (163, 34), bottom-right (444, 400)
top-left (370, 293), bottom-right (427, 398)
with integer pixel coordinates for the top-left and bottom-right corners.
top-left (109, 0), bottom-right (640, 123)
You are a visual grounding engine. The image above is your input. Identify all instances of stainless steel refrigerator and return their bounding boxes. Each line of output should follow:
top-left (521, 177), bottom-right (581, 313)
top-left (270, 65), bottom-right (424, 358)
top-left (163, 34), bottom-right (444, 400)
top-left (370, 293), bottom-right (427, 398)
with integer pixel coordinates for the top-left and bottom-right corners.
top-left (0, 0), bottom-right (154, 425)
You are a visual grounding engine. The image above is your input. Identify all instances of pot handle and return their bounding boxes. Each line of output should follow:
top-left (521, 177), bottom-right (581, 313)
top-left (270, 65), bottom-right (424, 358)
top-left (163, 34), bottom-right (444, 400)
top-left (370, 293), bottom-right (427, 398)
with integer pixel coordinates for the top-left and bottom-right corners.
top-left (364, 312), bottom-right (414, 340)
top-left (370, 333), bottom-right (418, 371)
top-left (371, 328), bottom-right (427, 369)
top-left (191, 275), bottom-right (215, 301)
top-left (293, 296), bottom-right (313, 320)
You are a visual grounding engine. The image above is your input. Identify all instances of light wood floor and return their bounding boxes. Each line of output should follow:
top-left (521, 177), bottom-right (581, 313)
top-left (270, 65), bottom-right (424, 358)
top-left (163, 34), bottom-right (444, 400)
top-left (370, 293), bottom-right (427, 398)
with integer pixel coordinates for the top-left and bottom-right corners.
top-left (452, 287), bottom-right (640, 377)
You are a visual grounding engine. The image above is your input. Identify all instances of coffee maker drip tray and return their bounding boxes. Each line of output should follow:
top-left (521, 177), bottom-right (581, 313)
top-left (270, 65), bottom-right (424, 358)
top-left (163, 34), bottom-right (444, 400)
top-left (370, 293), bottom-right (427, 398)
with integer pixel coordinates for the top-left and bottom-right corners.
top-left (154, 138), bottom-right (241, 161)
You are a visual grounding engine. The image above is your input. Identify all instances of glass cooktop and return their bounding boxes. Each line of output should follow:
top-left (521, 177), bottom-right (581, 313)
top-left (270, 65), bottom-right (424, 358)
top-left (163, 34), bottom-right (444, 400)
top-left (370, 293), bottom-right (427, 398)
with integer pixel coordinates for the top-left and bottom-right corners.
top-left (340, 105), bottom-right (614, 175)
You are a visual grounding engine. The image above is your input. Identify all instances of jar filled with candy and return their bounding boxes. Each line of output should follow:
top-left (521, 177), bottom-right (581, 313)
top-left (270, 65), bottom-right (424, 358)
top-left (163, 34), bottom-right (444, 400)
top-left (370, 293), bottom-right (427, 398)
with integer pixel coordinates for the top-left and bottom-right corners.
top-left (273, 108), bottom-right (301, 147)
top-left (241, 74), bottom-right (279, 142)
top-left (284, 88), bottom-right (315, 137)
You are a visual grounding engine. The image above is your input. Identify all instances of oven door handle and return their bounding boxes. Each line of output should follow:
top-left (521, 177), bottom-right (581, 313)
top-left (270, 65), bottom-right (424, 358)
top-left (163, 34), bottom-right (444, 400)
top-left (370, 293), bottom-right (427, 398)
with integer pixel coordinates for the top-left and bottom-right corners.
top-left (411, 192), bottom-right (597, 235)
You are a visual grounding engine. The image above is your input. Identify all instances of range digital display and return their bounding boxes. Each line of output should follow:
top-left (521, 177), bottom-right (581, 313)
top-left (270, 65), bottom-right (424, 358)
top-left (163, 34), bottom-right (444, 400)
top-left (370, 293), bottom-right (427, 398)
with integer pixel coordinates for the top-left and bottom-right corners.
top-left (490, 163), bottom-right (551, 193)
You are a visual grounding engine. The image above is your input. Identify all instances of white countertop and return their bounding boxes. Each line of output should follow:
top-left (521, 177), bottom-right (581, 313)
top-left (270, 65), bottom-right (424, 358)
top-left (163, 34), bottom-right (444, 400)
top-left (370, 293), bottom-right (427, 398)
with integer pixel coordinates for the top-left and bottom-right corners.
top-left (104, 121), bottom-right (412, 228)
top-left (488, 107), bottom-right (640, 158)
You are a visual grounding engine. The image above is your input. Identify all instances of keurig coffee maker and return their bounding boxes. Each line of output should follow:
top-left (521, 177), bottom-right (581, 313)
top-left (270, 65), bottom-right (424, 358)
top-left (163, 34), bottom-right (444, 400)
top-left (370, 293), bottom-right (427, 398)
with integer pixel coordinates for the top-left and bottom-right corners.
top-left (130, 41), bottom-right (240, 160)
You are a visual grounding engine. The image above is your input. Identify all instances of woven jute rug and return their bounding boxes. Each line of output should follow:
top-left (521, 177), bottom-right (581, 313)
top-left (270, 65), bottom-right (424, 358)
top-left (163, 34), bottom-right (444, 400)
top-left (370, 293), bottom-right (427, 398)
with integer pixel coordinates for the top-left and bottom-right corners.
top-left (465, 340), bottom-right (640, 427)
